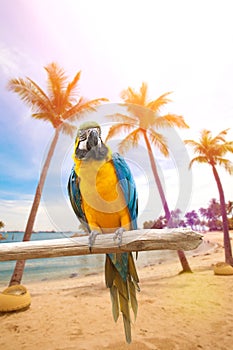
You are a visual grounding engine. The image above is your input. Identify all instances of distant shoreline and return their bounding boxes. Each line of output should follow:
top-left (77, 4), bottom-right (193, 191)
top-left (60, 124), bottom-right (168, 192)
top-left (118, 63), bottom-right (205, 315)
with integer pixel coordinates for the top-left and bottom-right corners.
top-left (0, 230), bottom-right (220, 288)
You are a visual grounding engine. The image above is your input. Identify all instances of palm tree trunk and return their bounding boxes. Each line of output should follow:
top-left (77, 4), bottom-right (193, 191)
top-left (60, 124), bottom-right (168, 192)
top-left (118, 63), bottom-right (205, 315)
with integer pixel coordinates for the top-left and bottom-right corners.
top-left (9, 128), bottom-right (60, 286)
top-left (212, 165), bottom-right (233, 265)
top-left (142, 132), bottom-right (170, 221)
top-left (143, 131), bottom-right (192, 272)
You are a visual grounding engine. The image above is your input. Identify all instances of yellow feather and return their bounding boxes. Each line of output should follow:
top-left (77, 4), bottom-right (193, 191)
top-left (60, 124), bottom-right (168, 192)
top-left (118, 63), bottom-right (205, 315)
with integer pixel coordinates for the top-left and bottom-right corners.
top-left (119, 293), bottom-right (131, 343)
top-left (73, 149), bottom-right (139, 343)
top-left (128, 280), bottom-right (138, 320)
top-left (110, 285), bottom-right (119, 322)
top-left (128, 253), bottom-right (140, 290)
top-left (105, 255), bottom-right (115, 288)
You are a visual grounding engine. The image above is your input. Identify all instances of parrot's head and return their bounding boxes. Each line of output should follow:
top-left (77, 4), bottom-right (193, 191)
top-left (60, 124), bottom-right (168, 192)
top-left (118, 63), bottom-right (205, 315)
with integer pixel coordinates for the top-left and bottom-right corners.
top-left (74, 121), bottom-right (108, 160)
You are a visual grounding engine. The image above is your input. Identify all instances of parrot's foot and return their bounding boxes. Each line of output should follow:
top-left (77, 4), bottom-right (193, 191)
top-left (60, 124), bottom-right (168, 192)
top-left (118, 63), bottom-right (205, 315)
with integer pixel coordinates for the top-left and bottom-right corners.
top-left (88, 230), bottom-right (99, 252)
top-left (113, 227), bottom-right (125, 247)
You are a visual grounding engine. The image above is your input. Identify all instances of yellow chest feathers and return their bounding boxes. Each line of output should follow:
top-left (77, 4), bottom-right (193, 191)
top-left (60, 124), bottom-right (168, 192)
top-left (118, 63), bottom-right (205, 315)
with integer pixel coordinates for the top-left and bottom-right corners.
top-left (75, 158), bottom-right (127, 213)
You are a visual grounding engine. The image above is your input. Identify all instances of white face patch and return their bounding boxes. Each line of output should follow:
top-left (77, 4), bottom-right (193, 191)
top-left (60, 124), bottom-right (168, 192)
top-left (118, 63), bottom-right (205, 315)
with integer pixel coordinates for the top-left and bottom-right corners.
top-left (78, 128), bottom-right (101, 150)
top-left (78, 139), bottom-right (88, 150)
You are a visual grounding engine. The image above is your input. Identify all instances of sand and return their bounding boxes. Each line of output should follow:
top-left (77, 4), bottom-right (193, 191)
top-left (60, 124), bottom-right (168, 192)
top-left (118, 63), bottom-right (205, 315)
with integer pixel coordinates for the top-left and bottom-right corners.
top-left (1, 231), bottom-right (233, 350)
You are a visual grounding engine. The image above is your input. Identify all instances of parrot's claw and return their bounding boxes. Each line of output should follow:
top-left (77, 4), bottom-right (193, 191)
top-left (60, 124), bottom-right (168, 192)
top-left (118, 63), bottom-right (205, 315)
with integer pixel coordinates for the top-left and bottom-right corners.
top-left (88, 230), bottom-right (99, 252)
top-left (113, 227), bottom-right (125, 247)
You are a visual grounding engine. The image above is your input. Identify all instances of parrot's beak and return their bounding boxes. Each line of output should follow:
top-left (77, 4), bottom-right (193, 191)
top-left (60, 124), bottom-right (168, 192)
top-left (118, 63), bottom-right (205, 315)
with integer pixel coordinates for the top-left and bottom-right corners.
top-left (87, 129), bottom-right (99, 150)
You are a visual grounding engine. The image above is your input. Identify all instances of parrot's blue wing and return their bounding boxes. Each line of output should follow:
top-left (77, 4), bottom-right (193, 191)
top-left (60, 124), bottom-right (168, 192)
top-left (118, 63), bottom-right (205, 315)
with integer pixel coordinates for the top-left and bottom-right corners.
top-left (109, 153), bottom-right (138, 281)
top-left (112, 152), bottom-right (138, 230)
top-left (67, 167), bottom-right (90, 232)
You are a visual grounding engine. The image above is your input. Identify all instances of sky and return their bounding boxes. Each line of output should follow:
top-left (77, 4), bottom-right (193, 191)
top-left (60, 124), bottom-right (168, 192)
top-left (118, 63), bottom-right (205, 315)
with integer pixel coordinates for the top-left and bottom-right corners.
top-left (0, 0), bottom-right (233, 231)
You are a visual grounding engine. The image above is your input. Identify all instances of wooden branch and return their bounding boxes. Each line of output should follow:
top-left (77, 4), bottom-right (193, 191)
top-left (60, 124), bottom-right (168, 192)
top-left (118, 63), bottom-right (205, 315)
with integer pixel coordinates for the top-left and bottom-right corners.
top-left (0, 229), bottom-right (203, 262)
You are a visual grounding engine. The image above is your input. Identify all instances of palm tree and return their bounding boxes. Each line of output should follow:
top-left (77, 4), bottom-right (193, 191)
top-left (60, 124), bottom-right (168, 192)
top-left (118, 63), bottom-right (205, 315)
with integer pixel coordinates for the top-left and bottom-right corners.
top-left (170, 208), bottom-right (182, 228)
top-left (226, 200), bottom-right (233, 218)
top-left (7, 62), bottom-right (108, 285)
top-left (185, 210), bottom-right (199, 230)
top-left (106, 82), bottom-right (192, 272)
top-left (185, 129), bottom-right (233, 265)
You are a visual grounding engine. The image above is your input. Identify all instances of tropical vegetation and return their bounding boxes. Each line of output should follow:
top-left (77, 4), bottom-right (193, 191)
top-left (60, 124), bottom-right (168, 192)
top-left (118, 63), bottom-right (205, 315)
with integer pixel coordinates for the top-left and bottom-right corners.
top-left (7, 62), bottom-right (108, 285)
top-left (185, 129), bottom-right (233, 265)
top-left (5, 68), bottom-right (233, 281)
top-left (105, 82), bottom-right (192, 272)
top-left (143, 198), bottom-right (233, 231)
top-left (0, 221), bottom-right (5, 230)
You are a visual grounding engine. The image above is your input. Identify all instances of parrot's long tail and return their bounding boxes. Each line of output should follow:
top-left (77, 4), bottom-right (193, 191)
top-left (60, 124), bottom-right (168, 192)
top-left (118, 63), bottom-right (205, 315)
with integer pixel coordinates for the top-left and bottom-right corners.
top-left (105, 253), bottom-right (140, 343)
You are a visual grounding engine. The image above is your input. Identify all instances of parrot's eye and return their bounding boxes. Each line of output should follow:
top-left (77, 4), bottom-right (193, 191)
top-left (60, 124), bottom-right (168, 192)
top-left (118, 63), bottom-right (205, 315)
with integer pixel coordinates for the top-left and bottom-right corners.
top-left (79, 130), bottom-right (86, 141)
top-left (79, 127), bottom-right (101, 141)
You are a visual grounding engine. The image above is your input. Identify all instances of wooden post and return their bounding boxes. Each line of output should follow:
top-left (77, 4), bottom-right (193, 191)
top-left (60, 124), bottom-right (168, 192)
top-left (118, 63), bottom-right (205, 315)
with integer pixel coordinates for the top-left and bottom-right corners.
top-left (0, 229), bottom-right (202, 261)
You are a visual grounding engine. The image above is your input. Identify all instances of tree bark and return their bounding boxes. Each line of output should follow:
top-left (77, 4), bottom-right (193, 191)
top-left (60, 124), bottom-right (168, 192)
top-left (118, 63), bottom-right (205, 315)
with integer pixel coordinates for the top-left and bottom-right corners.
top-left (143, 131), bottom-right (192, 272)
top-left (143, 131), bottom-right (171, 221)
top-left (212, 165), bottom-right (233, 265)
top-left (9, 128), bottom-right (60, 286)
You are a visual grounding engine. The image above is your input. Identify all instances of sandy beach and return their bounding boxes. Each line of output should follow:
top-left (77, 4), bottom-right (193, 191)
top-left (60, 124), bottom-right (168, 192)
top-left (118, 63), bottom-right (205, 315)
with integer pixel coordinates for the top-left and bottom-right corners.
top-left (0, 231), bottom-right (233, 350)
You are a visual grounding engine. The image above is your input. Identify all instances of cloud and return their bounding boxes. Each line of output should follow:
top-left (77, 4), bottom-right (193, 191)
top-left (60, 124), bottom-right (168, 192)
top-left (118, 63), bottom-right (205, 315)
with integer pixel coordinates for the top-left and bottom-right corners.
top-left (0, 45), bottom-right (38, 81)
top-left (0, 197), bottom-right (56, 232)
top-left (0, 47), bottom-right (21, 77)
top-left (0, 197), bottom-right (30, 231)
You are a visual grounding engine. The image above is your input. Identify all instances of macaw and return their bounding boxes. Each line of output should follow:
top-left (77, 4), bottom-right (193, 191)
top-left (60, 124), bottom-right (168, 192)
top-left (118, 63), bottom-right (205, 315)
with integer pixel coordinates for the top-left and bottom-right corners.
top-left (67, 121), bottom-right (140, 343)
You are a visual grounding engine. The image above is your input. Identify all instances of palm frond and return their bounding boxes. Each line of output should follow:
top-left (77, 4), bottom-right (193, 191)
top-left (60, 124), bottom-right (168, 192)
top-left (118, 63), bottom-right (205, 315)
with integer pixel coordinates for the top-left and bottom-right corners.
top-left (139, 82), bottom-right (148, 104)
top-left (189, 156), bottom-right (209, 169)
top-left (120, 86), bottom-right (139, 103)
top-left (212, 128), bottom-right (230, 144)
top-left (44, 63), bottom-right (69, 114)
top-left (26, 77), bottom-right (51, 104)
top-left (32, 112), bottom-right (55, 122)
top-left (7, 78), bottom-right (54, 114)
top-left (62, 97), bottom-right (108, 121)
top-left (146, 92), bottom-right (173, 111)
top-left (120, 83), bottom-right (149, 105)
top-left (200, 129), bottom-right (211, 136)
top-left (217, 158), bottom-right (233, 174)
top-left (200, 129), bottom-right (212, 144)
top-left (118, 129), bottom-right (141, 154)
top-left (64, 71), bottom-right (81, 104)
top-left (224, 141), bottom-right (233, 153)
top-left (8, 63), bottom-right (108, 136)
top-left (45, 62), bottom-right (68, 96)
top-left (184, 139), bottom-right (207, 156)
top-left (60, 122), bottom-right (76, 137)
top-left (211, 141), bottom-right (233, 157)
top-left (184, 139), bottom-right (200, 147)
top-left (159, 114), bottom-right (189, 128)
top-left (126, 104), bottom-right (152, 124)
top-left (186, 129), bottom-right (233, 173)
top-left (105, 123), bottom-right (135, 142)
top-left (147, 128), bottom-right (169, 157)
top-left (106, 113), bottom-right (138, 125)
top-left (163, 114), bottom-right (189, 129)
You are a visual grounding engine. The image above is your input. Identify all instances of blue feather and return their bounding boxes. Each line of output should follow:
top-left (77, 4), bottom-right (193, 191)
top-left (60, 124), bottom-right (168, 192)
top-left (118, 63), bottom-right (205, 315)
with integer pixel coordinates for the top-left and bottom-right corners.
top-left (109, 152), bottom-right (138, 280)
top-left (111, 153), bottom-right (138, 230)
top-left (67, 152), bottom-right (138, 281)
top-left (67, 167), bottom-right (90, 232)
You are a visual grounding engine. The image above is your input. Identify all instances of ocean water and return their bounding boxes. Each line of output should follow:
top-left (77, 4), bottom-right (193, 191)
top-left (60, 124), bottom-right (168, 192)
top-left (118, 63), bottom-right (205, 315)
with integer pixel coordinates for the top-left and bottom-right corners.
top-left (0, 231), bottom-right (179, 286)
